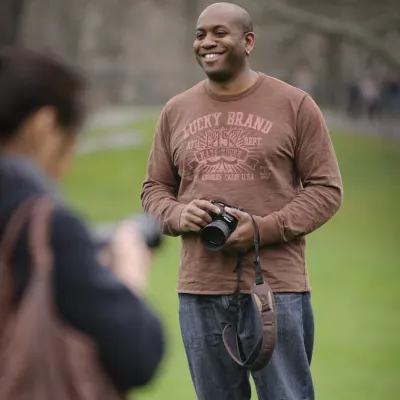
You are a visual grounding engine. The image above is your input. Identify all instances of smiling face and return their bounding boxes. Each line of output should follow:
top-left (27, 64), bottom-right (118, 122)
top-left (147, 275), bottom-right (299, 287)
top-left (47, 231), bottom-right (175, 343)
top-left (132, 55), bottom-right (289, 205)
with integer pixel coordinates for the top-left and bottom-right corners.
top-left (193, 6), bottom-right (255, 83)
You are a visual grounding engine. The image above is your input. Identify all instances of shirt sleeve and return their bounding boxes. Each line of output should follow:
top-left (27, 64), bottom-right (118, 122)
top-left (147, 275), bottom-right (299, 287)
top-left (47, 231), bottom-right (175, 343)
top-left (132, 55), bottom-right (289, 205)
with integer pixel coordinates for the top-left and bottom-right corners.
top-left (140, 106), bottom-right (185, 236)
top-left (51, 208), bottom-right (165, 391)
top-left (254, 95), bottom-right (343, 245)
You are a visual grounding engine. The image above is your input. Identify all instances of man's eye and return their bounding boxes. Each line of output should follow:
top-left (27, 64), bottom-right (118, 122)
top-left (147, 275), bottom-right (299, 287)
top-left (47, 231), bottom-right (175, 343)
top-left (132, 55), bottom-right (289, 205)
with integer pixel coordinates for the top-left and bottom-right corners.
top-left (215, 31), bottom-right (227, 37)
top-left (196, 33), bottom-right (205, 40)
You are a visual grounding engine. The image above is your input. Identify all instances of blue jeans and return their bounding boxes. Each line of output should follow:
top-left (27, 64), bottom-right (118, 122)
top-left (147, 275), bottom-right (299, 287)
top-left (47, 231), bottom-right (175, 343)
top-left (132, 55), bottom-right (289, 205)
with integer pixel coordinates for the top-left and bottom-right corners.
top-left (179, 292), bottom-right (314, 400)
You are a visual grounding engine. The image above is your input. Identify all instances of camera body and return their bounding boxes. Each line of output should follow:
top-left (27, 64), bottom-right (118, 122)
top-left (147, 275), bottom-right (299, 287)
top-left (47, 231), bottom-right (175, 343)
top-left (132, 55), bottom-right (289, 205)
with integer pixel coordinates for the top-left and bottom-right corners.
top-left (200, 200), bottom-right (242, 251)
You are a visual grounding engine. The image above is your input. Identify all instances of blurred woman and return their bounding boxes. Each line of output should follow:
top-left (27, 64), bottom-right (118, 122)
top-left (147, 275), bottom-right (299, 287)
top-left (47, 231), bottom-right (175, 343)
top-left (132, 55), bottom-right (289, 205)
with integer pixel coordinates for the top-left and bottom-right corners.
top-left (0, 48), bottom-right (164, 395)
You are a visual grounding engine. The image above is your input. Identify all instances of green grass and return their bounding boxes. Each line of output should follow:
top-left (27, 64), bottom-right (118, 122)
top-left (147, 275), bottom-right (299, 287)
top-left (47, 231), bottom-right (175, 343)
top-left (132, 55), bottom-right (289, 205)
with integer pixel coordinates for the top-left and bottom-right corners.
top-left (62, 115), bottom-right (400, 400)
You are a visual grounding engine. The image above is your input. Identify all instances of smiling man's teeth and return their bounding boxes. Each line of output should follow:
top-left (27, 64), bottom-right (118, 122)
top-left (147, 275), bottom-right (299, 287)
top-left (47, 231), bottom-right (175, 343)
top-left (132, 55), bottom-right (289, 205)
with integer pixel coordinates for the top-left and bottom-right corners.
top-left (205, 53), bottom-right (219, 59)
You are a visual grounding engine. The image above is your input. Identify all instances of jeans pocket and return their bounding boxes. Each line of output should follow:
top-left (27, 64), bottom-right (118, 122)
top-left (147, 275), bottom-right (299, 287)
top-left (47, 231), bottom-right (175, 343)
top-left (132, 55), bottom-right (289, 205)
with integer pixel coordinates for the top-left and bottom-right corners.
top-left (179, 295), bottom-right (221, 352)
top-left (273, 292), bottom-right (305, 305)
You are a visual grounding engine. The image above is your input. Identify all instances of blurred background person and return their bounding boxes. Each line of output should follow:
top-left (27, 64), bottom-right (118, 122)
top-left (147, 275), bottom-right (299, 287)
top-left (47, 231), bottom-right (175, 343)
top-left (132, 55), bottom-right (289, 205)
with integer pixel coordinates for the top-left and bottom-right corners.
top-left (0, 47), bottom-right (165, 397)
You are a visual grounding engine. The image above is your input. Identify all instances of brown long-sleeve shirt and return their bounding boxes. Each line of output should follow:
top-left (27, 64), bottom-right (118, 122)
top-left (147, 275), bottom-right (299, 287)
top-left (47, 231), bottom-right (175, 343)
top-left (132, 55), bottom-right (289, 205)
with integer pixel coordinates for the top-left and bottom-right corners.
top-left (141, 73), bottom-right (343, 294)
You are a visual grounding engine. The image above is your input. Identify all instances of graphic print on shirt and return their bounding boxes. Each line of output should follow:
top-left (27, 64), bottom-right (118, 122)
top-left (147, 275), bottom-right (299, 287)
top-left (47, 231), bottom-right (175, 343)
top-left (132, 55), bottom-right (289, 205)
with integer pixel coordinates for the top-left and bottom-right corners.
top-left (180, 111), bottom-right (273, 181)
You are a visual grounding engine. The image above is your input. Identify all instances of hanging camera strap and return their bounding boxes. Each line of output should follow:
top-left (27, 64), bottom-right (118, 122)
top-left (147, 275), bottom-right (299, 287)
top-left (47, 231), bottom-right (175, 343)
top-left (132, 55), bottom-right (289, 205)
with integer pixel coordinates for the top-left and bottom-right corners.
top-left (222, 214), bottom-right (277, 371)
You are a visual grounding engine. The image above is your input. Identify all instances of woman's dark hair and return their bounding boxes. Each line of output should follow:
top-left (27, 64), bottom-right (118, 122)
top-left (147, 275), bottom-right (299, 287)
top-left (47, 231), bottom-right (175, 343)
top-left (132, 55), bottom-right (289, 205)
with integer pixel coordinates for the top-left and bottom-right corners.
top-left (0, 47), bottom-right (87, 144)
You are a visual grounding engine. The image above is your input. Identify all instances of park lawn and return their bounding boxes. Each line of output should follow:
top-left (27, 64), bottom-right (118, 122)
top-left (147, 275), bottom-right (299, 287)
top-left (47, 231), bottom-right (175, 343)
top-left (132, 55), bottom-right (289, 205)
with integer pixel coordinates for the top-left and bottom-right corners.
top-left (62, 115), bottom-right (400, 400)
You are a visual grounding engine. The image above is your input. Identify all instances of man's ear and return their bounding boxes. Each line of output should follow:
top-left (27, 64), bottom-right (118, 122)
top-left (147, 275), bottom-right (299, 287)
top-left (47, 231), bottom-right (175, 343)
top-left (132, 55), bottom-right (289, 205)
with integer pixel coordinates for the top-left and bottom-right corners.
top-left (244, 32), bottom-right (255, 55)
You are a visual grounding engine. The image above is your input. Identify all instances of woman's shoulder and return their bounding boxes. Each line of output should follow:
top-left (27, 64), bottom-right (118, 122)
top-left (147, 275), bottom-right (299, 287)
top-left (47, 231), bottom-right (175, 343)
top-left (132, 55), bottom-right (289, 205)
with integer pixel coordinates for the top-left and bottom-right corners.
top-left (0, 189), bottom-right (93, 251)
top-left (51, 202), bottom-right (95, 249)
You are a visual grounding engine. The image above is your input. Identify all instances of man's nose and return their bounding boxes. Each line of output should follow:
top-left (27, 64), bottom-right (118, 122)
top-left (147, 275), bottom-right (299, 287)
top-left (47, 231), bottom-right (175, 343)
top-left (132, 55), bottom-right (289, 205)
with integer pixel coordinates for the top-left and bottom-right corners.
top-left (201, 34), bottom-right (217, 49)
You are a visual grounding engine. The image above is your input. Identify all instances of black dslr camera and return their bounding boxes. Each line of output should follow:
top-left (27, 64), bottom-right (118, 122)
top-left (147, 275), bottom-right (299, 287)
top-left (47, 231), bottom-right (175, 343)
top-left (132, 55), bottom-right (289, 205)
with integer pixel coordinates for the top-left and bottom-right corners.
top-left (92, 213), bottom-right (163, 250)
top-left (200, 200), bottom-right (243, 251)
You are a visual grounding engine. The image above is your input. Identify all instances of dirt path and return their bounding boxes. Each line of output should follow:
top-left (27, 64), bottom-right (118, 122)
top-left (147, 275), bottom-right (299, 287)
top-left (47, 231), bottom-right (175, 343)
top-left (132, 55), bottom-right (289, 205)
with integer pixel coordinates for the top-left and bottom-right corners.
top-left (322, 109), bottom-right (399, 140)
top-left (82, 106), bottom-right (399, 156)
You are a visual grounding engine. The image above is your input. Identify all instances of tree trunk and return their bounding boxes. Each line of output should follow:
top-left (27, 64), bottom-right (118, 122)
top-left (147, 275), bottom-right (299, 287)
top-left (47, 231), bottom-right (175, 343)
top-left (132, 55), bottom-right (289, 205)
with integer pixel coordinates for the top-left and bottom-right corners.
top-left (183, 0), bottom-right (199, 86)
top-left (323, 34), bottom-right (343, 107)
top-left (0, 0), bottom-right (25, 46)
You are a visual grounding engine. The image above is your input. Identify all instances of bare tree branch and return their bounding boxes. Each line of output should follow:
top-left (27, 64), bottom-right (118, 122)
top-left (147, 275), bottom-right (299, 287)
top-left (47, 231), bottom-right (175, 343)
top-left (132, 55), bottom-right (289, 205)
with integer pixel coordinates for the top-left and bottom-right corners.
top-left (253, 0), bottom-right (400, 69)
top-left (363, 13), bottom-right (400, 33)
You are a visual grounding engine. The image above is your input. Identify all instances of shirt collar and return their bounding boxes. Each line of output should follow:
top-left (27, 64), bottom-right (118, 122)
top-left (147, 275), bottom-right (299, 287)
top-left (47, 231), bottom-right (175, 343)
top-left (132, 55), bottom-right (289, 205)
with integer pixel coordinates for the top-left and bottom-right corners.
top-left (0, 155), bottom-right (63, 201)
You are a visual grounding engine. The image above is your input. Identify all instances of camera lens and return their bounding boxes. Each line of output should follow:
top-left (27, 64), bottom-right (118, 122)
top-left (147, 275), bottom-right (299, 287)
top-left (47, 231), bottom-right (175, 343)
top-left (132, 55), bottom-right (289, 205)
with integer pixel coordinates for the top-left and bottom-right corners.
top-left (200, 220), bottom-right (231, 251)
top-left (133, 213), bottom-right (163, 249)
top-left (92, 213), bottom-right (162, 250)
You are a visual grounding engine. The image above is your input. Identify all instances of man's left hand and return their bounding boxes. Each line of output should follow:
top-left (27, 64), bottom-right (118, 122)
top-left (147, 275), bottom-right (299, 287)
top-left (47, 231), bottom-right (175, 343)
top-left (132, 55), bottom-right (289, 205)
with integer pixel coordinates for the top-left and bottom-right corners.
top-left (223, 207), bottom-right (255, 253)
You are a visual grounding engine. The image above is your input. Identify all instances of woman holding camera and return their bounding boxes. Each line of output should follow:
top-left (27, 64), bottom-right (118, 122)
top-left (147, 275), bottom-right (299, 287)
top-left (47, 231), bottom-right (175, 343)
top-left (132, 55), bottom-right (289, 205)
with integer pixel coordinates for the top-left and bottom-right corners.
top-left (0, 48), bottom-right (164, 398)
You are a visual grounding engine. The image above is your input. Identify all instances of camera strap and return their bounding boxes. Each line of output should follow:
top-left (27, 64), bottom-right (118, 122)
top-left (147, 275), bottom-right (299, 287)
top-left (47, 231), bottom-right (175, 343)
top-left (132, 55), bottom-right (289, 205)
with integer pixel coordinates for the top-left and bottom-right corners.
top-left (222, 215), bottom-right (277, 371)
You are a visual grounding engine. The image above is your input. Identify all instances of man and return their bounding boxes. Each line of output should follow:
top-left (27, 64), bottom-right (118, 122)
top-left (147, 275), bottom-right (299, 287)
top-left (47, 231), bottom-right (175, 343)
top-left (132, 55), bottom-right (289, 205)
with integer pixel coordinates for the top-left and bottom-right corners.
top-left (141, 2), bottom-right (342, 399)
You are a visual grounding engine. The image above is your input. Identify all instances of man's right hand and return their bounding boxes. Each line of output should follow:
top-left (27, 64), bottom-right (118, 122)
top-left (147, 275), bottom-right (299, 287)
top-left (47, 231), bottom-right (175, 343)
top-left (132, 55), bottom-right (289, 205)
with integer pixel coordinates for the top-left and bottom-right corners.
top-left (179, 199), bottom-right (221, 233)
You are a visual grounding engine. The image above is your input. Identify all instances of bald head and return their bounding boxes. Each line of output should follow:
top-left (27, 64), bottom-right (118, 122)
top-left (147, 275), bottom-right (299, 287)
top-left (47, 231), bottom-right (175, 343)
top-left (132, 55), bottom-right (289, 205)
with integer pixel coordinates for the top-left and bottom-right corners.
top-left (194, 2), bottom-right (255, 83)
top-left (197, 2), bottom-right (253, 33)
